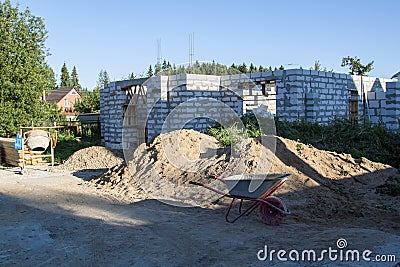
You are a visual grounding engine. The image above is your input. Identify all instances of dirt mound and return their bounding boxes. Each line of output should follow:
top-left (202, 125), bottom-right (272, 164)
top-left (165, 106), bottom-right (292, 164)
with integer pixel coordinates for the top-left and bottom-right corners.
top-left (85, 164), bottom-right (146, 203)
top-left (62, 130), bottom-right (399, 223)
top-left (59, 146), bottom-right (124, 171)
top-left (270, 138), bottom-right (399, 222)
top-left (128, 129), bottom-right (399, 219)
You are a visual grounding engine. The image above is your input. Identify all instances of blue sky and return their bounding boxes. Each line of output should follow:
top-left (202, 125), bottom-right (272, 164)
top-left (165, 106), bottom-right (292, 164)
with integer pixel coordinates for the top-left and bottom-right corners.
top-left (10, 0), bottom-right (400, 89)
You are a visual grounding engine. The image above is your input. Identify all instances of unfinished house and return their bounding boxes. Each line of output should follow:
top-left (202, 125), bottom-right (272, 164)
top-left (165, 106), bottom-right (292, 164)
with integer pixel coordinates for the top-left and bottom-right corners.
top-left (100, 69), bottom-right (400, 150)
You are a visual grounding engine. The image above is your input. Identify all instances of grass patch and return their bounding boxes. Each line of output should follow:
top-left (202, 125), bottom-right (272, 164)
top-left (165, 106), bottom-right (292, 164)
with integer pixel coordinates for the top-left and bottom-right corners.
top-left (275, 118), bottom-right (400, 169)
top-left (206, 113), bottom-right (400, 169)
top-left (48, 130), bottom-right (100, 164)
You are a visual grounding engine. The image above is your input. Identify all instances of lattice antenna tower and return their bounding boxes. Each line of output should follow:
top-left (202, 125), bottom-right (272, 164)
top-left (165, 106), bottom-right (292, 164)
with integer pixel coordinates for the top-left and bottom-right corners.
top-left (157, 38), bottom-right (162, 65)
top-left (189, 33), bottom-right (194, 67)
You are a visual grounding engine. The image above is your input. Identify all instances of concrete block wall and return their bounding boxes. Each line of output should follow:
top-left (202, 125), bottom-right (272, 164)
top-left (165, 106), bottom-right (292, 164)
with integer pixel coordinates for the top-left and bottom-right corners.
top-left (146, 74), bottom-right (242, 142)
top-left (265, 69), bottom-right (349, 123)
top-left (384, 82), bottom-right (400, 129)
top-left (100, 69), bottom-right (398, 150)
top-left (101, 79), bottom-right (149, 150)
top-left (100, 81), bottom-right (125, 150)
top-left (267, 70), bottom-right (392, 123)
top-left (351, 76), bottom-right (392, 123)
top-left (221, 72), bottom-right (278, 115)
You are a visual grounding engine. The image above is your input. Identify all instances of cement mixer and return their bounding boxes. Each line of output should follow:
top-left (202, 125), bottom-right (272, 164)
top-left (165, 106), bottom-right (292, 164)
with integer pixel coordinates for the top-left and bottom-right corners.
top-left (18, 125), bottom-right (58, 172)
top-left (23, 129), bottom-right (50, 153)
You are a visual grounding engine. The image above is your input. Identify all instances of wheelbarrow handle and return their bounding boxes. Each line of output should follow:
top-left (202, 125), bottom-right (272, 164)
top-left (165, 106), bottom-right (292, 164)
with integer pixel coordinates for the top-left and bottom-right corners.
top-left (189, 180), bottom-right (227, 196)
top-left (210, 174), bottom-right (226, 184)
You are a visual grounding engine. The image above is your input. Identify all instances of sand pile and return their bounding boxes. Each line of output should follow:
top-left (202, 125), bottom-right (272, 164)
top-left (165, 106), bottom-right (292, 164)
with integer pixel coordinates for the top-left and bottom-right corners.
top-left (60, 129), bottom-right (399, 221)
top-left (57, 145), bottom-right (144, 202)
top-left (128, 129), bottom-right (399, 217)
top-left (269, 138), bottom-right (399, 221)
top-left (59, 146), bottom-right (124, 171)
top-left (86, 164), bottom-right (146, 203)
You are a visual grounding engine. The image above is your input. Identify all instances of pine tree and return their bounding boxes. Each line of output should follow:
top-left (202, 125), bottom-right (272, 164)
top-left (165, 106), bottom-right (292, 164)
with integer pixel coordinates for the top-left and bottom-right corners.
top-left (60, 63), bottom-right (71, 87)
top-left (162, 60), bottom-right (168, 70)
top-left (249, 63), bottom-right (256, 72)
top-left (75, 70), bottom-right (109, 113)
top-left (70, 66), bottom-right (81, 89)
top-left (146, 65), bottom-right (153, 77)
top-left (96, 70), bottom-right (110, 90)
top-left (128, 73), bottom-right (136, 80)
top-left (238, 63), bottom-right (248, 73)
top-left (154, 64), bottom-right (161, 76)
top-left (0, 0), bottom-right (59, 136)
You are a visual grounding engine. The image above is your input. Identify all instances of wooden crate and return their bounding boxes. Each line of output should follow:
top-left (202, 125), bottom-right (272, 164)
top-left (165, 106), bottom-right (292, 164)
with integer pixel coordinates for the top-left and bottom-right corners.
top-left (0, 137), bottom-right (46, 167)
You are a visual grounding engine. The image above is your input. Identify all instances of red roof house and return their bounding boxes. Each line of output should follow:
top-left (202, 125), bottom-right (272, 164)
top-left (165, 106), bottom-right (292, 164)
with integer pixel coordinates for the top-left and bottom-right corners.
top-left (45, 86), bottom-right (82, 114)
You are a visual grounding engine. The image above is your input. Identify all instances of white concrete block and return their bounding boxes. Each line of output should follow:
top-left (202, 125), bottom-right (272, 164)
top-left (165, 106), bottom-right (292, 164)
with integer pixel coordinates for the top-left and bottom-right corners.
top-left (368, 101), bottom-right (379, 108)
top-left (376, 92), bottom-right (386, 100)
top-left (367, 92), bottom-right (376, 100)
top-left (286, 69), bottom-right (303, 75)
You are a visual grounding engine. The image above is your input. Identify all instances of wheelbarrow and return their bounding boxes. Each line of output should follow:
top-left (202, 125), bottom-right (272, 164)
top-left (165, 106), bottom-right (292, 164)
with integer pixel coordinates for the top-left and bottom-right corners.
top-left (189, 173), bottom-right (291, 225)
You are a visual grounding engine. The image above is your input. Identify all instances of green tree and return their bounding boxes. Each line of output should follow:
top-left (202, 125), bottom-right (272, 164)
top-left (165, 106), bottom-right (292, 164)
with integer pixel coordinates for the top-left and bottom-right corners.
top-left (147, 65), bottom-right (153, 77)
top-left (249, 63), bottom-right (256, 72)
top-left (60, 62), bottom-right (71, 87)
top-left (341, 56), bottom-right (374, 123)
top-left (341, 56), bottom-right (374, 75)
top-left (312, 60), bottom-right (322, 71)
top-left (96, 69), bottom-right (110, 90)
top-left (0, 0), bottom-right (59, 136)
top-left (162, 60), bottom-right (168, 71)
top-left (154, 63), bottom-right (161, 76)
top-left (74, 89), bottom-right (100, 113)
top-left (70, 66), bottom-right (81, 89)
top-left (278, 65), bottom-right (285, 70)
top-left (75, 70), bottom-right (109, 113)
top-left (128, 72), bottom-right (136, 80)
top-left (238, 63), bottom-right (248, 73)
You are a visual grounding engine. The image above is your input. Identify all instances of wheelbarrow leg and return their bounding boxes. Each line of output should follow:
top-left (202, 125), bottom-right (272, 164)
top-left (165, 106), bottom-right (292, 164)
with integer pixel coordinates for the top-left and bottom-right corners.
top-left (225, 198), bottom-right (237, 223)
top-left (238, 199), bottom-right (244, 214)
top-left (226, 198), bottom-right (250, 223)
top-left (225, 198), bottom-right (261, 223)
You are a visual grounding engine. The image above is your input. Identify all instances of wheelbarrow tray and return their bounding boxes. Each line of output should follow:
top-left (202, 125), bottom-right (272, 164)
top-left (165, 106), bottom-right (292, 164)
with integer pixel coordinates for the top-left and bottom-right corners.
top-left (223, 173), bottom-right (290, 199)
top-left (189, 173), bottom-right (291, 224)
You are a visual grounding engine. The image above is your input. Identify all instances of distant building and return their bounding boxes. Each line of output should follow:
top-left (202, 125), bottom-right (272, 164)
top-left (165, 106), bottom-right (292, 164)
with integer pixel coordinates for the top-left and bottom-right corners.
top-left (45, 86), bottom-right (82, 116)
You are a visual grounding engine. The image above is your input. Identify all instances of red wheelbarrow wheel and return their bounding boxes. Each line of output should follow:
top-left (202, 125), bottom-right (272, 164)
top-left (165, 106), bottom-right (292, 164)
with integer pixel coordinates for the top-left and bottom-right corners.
top-left (259, 196), bottom-right (287, 225)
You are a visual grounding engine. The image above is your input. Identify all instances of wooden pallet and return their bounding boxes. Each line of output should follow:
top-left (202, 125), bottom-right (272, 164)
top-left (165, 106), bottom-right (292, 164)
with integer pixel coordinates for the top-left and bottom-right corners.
top-left (0, 137), bottom-right (46, 167)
